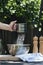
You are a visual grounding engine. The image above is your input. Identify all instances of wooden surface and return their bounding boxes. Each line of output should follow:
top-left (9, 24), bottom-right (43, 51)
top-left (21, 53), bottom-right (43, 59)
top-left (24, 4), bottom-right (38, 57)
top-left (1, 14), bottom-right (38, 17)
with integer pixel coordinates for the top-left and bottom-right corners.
top-left (0, 55), bottom-right (20, 61)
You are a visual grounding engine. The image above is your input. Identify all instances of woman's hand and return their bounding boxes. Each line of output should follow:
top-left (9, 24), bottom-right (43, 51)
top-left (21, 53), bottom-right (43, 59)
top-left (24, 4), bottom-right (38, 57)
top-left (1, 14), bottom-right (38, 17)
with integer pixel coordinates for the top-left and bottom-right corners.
top-left (9, 20), bottom-right (17, 31)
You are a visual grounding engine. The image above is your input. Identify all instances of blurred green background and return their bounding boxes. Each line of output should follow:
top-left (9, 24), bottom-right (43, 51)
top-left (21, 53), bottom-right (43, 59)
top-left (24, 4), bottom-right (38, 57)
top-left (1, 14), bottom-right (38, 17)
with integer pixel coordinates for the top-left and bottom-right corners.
top-left (0, 0), bottom-right (41, 28)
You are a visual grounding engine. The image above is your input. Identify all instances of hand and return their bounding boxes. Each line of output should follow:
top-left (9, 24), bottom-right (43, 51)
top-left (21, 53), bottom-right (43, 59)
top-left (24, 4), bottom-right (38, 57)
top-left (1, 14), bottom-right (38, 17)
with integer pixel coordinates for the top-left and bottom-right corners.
top-left (9, 20), bottom-right (17, 31)
top-left (9, 45), bottom-right (18, 55)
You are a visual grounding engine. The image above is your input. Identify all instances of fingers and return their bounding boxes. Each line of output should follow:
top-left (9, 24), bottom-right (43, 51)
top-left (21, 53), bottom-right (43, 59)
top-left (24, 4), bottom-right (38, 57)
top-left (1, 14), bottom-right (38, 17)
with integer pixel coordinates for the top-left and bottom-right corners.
top-left (13, 24), bottom-right (17, 31)
top-left (9, 20), bottom-right (17, 31)
top-left (10, 20), bottom-right (17, 26)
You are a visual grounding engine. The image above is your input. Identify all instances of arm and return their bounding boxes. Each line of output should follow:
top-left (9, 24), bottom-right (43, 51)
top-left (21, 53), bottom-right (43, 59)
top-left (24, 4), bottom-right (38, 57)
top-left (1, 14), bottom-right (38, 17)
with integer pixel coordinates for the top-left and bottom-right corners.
top-left (0, 22), bottom-right (11, 31)
top-left (0, 21), bottom-right (16, 31)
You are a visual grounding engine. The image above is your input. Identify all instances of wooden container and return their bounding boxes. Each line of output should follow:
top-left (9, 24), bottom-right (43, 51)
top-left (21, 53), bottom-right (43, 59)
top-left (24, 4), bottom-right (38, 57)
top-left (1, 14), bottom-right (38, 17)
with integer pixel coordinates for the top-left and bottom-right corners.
top-left (39, 36), bottom-right (43, 54)
top-left (33, 36), bottom-right (38, 53)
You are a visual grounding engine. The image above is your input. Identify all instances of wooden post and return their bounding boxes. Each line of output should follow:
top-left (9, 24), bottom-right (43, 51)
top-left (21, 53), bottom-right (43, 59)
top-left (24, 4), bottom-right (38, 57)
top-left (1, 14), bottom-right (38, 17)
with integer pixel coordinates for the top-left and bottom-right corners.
top-left (33, 36), bottom-right (38, 53)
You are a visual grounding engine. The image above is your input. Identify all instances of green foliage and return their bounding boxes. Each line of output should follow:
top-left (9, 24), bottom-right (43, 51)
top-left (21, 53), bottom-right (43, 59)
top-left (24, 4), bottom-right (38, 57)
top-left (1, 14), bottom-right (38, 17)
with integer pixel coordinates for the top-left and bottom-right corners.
top-left (0, 0), bottom-right (41, 26)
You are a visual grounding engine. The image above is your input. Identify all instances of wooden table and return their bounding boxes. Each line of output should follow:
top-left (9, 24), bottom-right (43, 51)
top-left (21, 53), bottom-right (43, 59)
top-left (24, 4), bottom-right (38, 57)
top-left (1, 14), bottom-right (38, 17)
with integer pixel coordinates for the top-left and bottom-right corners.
top-left (0, 55), bottom-right (43, 65)
top-left (0, 55), bottom-right (20, 61)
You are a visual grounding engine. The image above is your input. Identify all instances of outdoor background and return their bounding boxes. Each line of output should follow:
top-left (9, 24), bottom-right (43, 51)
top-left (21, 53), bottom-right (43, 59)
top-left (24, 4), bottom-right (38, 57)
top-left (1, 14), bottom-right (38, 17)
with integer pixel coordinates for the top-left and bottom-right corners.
top-left (0, 0), bottom-right (43, 54)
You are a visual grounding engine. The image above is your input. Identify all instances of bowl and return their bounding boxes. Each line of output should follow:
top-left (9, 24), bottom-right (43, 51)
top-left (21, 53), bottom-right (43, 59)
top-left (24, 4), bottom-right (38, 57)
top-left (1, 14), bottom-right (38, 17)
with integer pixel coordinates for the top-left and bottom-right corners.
top-left (7, 44), bottom-right (30, 56)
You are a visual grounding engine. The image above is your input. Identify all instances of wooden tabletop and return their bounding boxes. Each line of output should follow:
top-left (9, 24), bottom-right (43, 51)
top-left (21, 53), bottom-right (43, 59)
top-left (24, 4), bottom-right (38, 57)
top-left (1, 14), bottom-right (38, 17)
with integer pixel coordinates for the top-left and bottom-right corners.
top-left (0, 55), bottom-right (20, 61)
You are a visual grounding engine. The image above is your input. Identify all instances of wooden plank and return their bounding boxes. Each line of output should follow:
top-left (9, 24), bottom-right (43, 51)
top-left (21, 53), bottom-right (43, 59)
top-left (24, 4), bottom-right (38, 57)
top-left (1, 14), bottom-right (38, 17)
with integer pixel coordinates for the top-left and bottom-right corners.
top-left (0, 55), bottom-right (20, 61)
